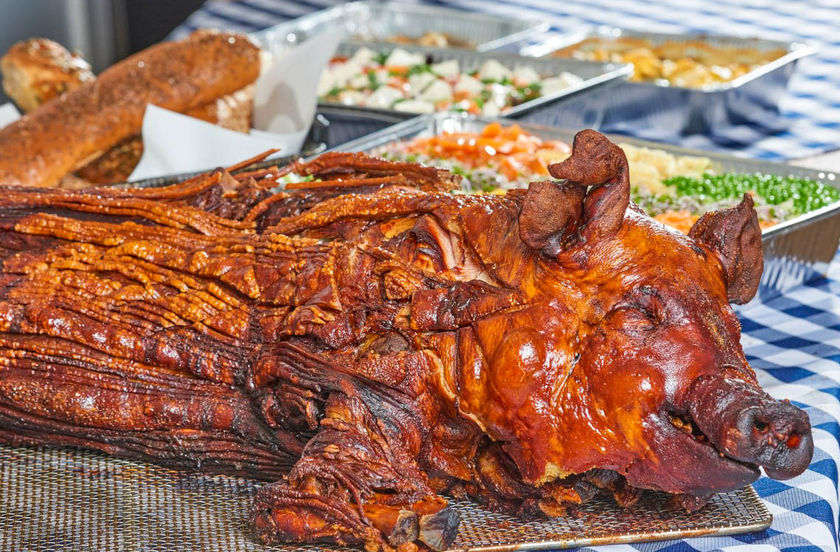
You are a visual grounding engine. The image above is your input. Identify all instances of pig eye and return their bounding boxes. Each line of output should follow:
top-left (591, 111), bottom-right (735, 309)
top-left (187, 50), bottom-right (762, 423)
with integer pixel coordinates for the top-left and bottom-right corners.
top-left (612, 305), bottom-right (659, 331)
top-left (611, 288), bottom-right (666, 331)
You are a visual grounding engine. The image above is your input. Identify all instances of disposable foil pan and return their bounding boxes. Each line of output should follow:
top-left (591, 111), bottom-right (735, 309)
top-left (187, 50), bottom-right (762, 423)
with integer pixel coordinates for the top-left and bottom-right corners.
top-left (0, 444), bottom-right (771, 552)
top-left (315, 42), bottom-right (629, 146)
top-left (519, 27), bottom-right (816, 135)
top-left (334, 113), bottom-right (840, 299)
top-left (251, 1), bottom-right (548, 53)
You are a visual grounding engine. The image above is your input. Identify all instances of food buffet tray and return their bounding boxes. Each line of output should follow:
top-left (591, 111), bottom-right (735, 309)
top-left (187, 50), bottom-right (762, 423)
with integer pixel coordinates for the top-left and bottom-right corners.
top-left (317, 42), bottom-right (629, 147)
top-left (519, 27), bottom-right (816, 135)
top-left (251, 1), bottom-right (548, 53)
top-left (0, 444), bottom-right (771, 552)
top-left (336, 113), bottom-right (840, 299)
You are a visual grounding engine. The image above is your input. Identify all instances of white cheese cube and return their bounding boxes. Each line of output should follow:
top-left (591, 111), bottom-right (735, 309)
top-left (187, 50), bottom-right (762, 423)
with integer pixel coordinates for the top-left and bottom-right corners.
top-left (349, 73), bottom-right (370, 89)
top-left (418, 79), bottom-right (453, 103)
top-left (541, 72), bottom-right (584, 95)
top-left (489, 82), bottom-right (512, 106)
top-left (338, 90), bottom-right (366, 106)
top-left (478, 59), bottom-right (513, 82)
top-left (454, 74), bottom-right (483, 96)
top-left (329, 61), bottom-right (364, 88)
top-left (482, 99), bottom-right (501, 117)
top-left (374, 69), bottom-right (390, 84)
top-left (393, 99), bottom-right (435, 114)
top-left (349, 47), bottom-right (376, 66)
top-left (431, 59), bottom-right (459, 78)
top-left (407, 72), bottom-right (437, 94)
top-left (513, 66), bottom-right (541, 86)
top-left (385, 49), bottom-right (426, 67)
top-left (364, 85), bottom-right (404, 109)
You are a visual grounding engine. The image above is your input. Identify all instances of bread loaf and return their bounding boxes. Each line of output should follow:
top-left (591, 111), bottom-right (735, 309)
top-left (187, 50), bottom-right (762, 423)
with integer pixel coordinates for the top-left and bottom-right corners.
top-left (75, 85), bottom-right (255, 185)
top-left (0, 30), bottom-right (260, 188)
top-left (1, 38), bottom-right (94, 112)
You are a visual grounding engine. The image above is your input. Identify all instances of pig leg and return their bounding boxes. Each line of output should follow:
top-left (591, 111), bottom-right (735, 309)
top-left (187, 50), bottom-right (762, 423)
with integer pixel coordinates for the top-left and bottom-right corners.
top-left (0, 334), bottom-right (297, 478)
top-left (250, 390), bottom-right (459, 550)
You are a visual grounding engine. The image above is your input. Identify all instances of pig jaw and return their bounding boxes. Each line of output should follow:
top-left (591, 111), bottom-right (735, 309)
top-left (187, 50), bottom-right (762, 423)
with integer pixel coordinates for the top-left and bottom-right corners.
top-left (685, 374), bottom-right (813, 480)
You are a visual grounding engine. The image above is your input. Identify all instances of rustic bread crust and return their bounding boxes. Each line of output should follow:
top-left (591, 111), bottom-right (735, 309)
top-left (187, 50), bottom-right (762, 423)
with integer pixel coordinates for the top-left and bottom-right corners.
top-left (0, 30), bottom-right (260, 188)
top-left (74, 85), bottom-right (255, 185)
top-left (1, 38), bottom-right (94, 112)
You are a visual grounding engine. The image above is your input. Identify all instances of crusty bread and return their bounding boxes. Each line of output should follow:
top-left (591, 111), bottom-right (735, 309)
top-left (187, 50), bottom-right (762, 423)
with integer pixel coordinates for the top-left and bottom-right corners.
top-left (74, 85), bottom-right (255, 185)
top-left (0, 30), bottom-right (260, 188)
top-left (2, 39), bottom-right (256, 186)
top-left (1, 38), bottom-right (94, 112)
top-left (186, 85), bottom-right (254, 133)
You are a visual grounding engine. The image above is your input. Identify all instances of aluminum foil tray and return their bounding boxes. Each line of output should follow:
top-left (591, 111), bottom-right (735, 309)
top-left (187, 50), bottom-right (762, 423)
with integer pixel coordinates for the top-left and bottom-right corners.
top-left (251, 1), bottom-right (547, 53)
top-left (0, 444), bottom-right (771, 552)
top-left (334, 113), bottom-right (840, 299)
top-left (318, 42), bottom-right (628, 147)
top-left (519, 26), bottom-right (816, 135)
top-left (252, 16), bottom-right (629, 149)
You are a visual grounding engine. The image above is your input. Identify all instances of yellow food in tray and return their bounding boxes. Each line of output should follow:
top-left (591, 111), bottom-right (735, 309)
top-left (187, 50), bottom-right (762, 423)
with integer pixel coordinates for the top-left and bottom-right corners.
top-left (551, 36), bottom-right (786, 88)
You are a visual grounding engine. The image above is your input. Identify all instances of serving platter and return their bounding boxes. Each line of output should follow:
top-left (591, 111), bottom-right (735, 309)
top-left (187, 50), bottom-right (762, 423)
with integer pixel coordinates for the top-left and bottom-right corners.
top-left (251, 16), bottom-right (630, 148)
top-left (0, 443), bottom-right (771, 552)
top-left (252, 1), bottom-right (548, 53)
top-left (519, 26), bottom-right (816, 134)
top-left (313, 42), bottom-right (630, 147)
top-left (335, 113), bottom-right (840, 299)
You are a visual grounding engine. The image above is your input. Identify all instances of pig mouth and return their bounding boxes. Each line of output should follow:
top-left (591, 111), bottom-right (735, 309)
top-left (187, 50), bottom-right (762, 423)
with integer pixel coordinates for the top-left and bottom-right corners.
top-left (624, 409), bottom-right (761, 498)
top-left (666, 409), bottom-right (763, 475)
top-left (669, 412), bottom-right (713, 445)
top-left (667, 411), bottom-right (754, 468)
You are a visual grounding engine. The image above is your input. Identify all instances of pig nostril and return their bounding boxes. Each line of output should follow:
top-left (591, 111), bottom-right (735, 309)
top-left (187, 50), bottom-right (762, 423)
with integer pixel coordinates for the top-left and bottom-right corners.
top-left (752, 419), bottom-right (769, 433)
top-left (787, 433), bottom-right (801, 449)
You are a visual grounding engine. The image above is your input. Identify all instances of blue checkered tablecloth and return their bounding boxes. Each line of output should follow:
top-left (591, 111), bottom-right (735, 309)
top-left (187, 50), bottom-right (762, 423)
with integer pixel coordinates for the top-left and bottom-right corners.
top-left (172, 0), bottom-right (840, 161)
top-left (168, 2), bottom-right (840, 552)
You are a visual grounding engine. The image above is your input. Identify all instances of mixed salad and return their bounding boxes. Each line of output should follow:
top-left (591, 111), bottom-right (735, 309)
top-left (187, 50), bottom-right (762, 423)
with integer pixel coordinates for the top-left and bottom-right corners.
top-left (317, 48), bottom-right (584, 116)
top-left (375, 123), bottom-right (840, 233)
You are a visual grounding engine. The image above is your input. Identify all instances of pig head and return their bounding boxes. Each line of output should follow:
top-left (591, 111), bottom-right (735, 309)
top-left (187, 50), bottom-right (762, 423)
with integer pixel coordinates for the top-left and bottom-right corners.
top-left (450, 130), bottom-right (813, 499)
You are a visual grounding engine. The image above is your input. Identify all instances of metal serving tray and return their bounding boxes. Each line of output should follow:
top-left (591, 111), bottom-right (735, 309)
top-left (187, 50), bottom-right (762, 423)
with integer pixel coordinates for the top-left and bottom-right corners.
top-left (335, 113), bottom-right (840, 299)
top-left (0, 444), bottom-right (771, 552)
top-left (519, 27), bottom-right (816, 135)
top-left (316, 42), bottom-right (629, 147)
top-left (251, 1), bottom-right (548, 53)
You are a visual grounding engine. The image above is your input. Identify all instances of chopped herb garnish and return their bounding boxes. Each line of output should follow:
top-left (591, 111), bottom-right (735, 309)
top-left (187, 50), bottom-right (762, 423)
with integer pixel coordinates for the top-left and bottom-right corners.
top-left (324, 86), bottom-right (343, 99)
top-left (408, 64), bottom-right (432, 76)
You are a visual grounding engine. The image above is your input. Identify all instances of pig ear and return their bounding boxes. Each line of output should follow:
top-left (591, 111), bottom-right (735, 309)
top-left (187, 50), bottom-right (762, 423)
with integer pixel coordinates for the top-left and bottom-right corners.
top-left (518, 130), bottom-right (629, 255)
top-left (689, 194), bottom-right (763, 304)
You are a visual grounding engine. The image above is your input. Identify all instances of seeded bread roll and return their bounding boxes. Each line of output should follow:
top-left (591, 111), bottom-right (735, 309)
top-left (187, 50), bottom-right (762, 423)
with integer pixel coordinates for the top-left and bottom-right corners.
top-left (1, 38), bottom-right (95, 112)
top-left (0, 30), bottom-right (260, 188)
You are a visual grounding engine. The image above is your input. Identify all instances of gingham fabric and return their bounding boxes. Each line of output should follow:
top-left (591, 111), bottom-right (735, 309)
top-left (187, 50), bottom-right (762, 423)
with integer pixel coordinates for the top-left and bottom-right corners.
top-left (171, 0), bottom-right (840, 161)
top-left (168, 2), bottom-right (840, 551)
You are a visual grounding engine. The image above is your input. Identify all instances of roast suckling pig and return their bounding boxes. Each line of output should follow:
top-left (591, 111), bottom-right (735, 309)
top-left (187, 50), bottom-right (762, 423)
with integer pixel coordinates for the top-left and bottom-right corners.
top-left (0, 131), bottom-right (812, 550)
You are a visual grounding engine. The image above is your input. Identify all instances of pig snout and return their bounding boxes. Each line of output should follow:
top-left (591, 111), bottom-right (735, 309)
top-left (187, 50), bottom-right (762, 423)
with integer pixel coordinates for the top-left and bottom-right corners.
top-left (685, 374), bottom-right (813, 480)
